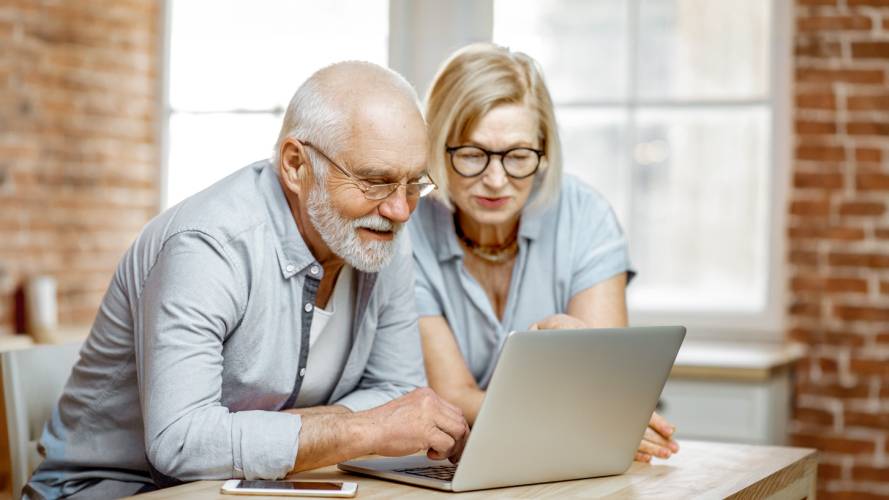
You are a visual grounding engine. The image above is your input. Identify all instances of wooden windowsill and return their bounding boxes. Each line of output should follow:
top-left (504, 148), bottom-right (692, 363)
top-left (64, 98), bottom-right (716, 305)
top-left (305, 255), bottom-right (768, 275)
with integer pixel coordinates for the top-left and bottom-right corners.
top-left (670, 340), bottom-right (806, 382)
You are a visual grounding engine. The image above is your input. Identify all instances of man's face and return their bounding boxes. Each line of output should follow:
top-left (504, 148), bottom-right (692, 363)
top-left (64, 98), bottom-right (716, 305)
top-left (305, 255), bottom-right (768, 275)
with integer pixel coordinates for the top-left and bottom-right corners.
top-left (306, 100), bottom-right (427, 272)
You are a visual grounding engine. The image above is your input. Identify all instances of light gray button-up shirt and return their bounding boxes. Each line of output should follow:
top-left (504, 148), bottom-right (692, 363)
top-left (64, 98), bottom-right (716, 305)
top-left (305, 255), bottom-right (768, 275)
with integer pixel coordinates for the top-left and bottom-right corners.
top-left (408, 176), bottom-right (634, 388)
top-left (26, 160), bottom-right (423, 498)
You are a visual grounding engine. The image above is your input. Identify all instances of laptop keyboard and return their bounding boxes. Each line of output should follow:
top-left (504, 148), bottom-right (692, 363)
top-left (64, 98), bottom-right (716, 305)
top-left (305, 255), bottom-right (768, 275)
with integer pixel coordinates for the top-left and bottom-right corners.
top-left (394, 464), bottom-right (457, 481)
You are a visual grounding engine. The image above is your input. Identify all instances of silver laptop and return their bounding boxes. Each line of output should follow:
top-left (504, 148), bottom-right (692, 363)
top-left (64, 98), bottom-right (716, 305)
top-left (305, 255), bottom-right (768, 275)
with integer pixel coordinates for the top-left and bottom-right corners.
top-left (338, 326), bottom-right (685, 492)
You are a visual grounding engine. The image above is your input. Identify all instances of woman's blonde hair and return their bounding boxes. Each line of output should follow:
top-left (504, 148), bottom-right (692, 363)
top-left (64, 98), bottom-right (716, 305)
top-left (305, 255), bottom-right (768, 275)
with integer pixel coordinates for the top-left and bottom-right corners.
top-left (425, 43), bottom-right (562, 211)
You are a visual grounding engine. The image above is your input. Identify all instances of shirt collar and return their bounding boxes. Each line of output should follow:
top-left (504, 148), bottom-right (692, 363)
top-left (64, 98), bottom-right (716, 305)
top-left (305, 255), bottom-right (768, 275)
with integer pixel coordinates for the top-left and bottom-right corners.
top-left (258, 160), bottom-right (318, 279)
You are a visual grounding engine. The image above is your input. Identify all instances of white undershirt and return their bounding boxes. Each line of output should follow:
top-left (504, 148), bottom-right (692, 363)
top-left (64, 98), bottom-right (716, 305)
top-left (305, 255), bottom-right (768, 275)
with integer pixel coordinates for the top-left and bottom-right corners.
top-left (294, 266), bottom-right (355, 408)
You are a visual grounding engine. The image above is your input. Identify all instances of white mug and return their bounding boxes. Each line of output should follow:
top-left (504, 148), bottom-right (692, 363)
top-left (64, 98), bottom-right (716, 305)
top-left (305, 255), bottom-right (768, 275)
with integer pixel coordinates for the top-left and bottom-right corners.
top-left (25, 275), bottom-right (58, 343)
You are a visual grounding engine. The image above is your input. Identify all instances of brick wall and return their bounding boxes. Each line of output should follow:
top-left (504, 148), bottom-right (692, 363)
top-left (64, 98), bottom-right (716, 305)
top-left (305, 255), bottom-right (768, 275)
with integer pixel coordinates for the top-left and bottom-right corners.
top-left (0, 1), bottom-right (161, 336)
top-left (790, 1), bottom-right (889, 498)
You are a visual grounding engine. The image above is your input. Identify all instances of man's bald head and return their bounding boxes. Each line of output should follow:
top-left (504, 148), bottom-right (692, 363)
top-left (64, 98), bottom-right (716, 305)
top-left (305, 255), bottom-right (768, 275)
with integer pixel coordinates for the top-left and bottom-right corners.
top-left (275, 61), bottom-right (423, 164)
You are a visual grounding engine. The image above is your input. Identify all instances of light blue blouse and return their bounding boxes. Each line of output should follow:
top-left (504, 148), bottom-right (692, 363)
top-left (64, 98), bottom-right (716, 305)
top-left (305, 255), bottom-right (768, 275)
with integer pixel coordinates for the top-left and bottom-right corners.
top-left (408, 175), bottom-right (635, 388)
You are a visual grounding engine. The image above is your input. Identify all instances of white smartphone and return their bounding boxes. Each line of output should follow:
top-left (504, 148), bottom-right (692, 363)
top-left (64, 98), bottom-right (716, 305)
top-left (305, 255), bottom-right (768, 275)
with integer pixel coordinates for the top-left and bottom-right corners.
top-left (221, 479), bottom-right (358, 497)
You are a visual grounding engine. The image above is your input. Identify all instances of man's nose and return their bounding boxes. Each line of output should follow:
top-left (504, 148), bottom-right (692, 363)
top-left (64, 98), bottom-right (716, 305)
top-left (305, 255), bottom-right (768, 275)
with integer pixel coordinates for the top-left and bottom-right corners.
top-left (378, 185), bottom-right (412, 223)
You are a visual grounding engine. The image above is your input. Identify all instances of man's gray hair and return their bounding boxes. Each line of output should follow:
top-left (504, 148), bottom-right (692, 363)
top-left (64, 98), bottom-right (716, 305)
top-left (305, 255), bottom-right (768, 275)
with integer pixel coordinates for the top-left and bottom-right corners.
top-left (273, 61), bottom-right (421, 182)
top-left (274, 77), bottom-right (345, 181)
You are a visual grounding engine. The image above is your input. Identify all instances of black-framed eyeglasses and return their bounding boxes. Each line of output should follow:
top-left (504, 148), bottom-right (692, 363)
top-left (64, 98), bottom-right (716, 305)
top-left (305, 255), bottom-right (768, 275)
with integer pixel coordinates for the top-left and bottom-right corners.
top-left (301, 141), bottom-right (437, 201)
top-left (446, 145), bottom-right (544, 179)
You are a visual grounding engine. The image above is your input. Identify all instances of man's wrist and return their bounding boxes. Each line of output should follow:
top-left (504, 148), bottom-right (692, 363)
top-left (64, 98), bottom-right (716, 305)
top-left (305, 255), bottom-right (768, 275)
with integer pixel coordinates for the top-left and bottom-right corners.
top-left (348, 410), bottom-right (379, 457)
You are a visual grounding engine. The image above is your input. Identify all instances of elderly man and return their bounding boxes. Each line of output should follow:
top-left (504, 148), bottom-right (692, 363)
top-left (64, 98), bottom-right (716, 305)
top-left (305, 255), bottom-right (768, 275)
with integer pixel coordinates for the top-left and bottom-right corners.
top-left (24, 62), bottom-right (468, 499)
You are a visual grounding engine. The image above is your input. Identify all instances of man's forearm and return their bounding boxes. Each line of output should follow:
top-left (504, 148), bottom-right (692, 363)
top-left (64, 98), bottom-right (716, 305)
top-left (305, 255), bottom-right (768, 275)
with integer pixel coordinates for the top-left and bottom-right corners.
top-left (289, 411), bottom-right (376, 472)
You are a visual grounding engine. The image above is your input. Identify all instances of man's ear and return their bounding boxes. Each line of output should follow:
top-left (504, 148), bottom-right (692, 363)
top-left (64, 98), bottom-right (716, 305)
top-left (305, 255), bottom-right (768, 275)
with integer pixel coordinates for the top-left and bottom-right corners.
top-left (278, 137), bottom-right (310, 194)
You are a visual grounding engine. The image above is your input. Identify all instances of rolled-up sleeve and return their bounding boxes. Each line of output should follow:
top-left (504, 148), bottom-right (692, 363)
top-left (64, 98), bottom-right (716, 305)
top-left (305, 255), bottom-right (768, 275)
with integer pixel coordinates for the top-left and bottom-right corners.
top-left (136, 231), bottom-right (301, 480)
top-left (569, 188), bottom-right (636, 298)
top-left (335, 237), bottom-right (425, 411)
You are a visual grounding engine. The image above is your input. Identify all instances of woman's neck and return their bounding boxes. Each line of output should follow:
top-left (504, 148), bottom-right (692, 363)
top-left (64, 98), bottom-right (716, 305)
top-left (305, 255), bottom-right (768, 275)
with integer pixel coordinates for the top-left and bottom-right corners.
top-left (454, 210), bottom-right (519, 247)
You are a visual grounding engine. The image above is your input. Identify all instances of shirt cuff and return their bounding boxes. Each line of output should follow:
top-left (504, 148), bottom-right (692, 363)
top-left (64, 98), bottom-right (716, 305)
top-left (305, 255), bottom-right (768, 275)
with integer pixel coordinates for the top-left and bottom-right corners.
top-left (334, 389), bottom-right (394, 413)
top-left (231, 410), bottom-right (302, 479)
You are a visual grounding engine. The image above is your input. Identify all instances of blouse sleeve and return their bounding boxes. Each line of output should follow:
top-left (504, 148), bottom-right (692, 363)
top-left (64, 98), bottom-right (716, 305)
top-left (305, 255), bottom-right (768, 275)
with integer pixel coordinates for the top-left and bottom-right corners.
top-left (569, 185), bottom-right (636, 298)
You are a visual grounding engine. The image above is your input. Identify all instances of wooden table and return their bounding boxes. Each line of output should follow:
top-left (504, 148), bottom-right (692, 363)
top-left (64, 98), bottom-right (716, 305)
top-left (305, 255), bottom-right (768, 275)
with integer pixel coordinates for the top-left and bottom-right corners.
top-left (129, 440), bottom-right (817, 499)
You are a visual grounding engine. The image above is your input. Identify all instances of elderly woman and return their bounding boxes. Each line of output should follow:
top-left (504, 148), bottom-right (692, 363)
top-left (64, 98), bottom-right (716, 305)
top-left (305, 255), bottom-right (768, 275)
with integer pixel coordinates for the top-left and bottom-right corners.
top-left (408, 43), bottom-right (679, 463)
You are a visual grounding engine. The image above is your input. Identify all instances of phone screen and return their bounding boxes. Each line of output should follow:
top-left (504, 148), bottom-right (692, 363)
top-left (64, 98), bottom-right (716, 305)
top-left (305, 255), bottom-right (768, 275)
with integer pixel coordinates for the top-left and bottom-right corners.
top-left (238, 480), bottom-right (344, 491)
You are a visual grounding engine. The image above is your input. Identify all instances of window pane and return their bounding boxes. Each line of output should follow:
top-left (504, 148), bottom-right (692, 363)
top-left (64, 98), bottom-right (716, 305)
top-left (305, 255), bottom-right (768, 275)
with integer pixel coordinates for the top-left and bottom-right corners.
top-left (494, 0), bottom-right (628, 102)
top-left (627, 107), bottom-right (770, 311)
top-left (166, 113), bottom-right (282, 207)
top-left (557, 108), bottom-right (630, 224)
top-left (169, 0), bottom-right (389, 111)
top-left (637, 0), bottom-right (770, 100)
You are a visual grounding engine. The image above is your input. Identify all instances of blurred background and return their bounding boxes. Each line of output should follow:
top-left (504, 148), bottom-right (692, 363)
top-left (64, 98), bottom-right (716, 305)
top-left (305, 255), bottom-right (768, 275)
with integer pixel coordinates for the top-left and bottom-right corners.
top-left (0, 0), bottom-right (887, 498)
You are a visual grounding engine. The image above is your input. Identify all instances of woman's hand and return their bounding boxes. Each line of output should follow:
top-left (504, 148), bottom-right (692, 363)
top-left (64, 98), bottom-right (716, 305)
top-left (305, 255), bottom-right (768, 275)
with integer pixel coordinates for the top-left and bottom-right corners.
top-left (634, 412), bottom-right (679, 462)
top-left (528, 313), bottom-right (588, 331)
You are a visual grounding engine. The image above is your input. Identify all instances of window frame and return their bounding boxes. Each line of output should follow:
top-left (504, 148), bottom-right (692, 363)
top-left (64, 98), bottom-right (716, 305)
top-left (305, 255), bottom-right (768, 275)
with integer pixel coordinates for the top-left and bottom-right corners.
top-left (159, 0), bottom-right (792, 341)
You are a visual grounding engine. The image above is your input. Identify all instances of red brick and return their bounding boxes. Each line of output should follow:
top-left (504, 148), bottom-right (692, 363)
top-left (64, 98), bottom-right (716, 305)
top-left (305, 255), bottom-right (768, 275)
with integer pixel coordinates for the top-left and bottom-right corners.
top-left (881, 281), bottom-right (889, 295)
top-left (797, 380), bottom-right (870, 399)
top-left (852, 42), bottom-right (889, 59)
top-left (855, 148), bottom-right (882, 162)
top-left (791, 277), bottom-right (869, 293)
top-left (839, 201), bottom-right (886, 216)
top-left (789, 225), bottom-right (866, 241)
top-left (796, 120), bottom-right (837, 135)
top-left (857, 173), bottom-right (889, 190)
top-left (849, 358), bottom-right (889, 376)
top-left (796, 68), bottom-right (885, 85)
top-left (796, 146), bottom-right (846, 163)
top-left (790, 199), bottom-right (831, 216)
top-left (821, 491), bottom-right (889, 500)
top-left (852, 465), bottom-right (889, 482)
top-left (790, 432), bottom-right (876, 454)
top-left (847, 121), bottom-right (889, 136)
top-left (796, 38), bottom-right (843, 58)
top-left (789, 301), bottom-right (822, 317)
top-left (845, 412), bottom-right (889, 430)
top-left (829, 252), bottom-right (889, 268)
top-left (818, 462), bottom-right (844, 481)
top-left (847, 94), bottom-right (889, 111)
top-left (789, 249), bottom-right (819, 265)
top-left (796, 92), bottom-right (836, 110)
top-left (794, 407), bottom-right (834, 426)
top-left (848, 0), bottom-right (889, 5)
top-left (798, 15), bottom-right (872, 32)
top-left (794, 328), bottom-right (868, 346)
top-left (793, 172), bottom-right (844, 189)
top-left (797, 0), bottom-right (837, 4)
top-left (877, 227), bottom-right (889, 239)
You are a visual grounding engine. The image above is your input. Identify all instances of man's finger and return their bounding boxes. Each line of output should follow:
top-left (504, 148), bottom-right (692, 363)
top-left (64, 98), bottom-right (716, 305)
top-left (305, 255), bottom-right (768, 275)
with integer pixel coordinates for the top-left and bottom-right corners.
top-left (434, 410), bottom-right (469, 443)
top-left (449, 425), bottom-right (470, 464)
top-left (634, 452), bottom-right (652, 463)
top-left (427, 429), bottom-right (457, 459)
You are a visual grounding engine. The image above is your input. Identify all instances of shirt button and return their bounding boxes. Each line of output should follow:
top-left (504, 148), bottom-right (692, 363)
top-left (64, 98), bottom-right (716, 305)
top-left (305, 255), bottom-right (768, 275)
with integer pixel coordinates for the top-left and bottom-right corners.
top-left (299, 368), bottom-right (306, 377)
top-left (285, 264), bottom-right (295, 273)
top-left (304, 303), bottom-right (313, 312)
top-left (309, 265), bottom-right (320, 276)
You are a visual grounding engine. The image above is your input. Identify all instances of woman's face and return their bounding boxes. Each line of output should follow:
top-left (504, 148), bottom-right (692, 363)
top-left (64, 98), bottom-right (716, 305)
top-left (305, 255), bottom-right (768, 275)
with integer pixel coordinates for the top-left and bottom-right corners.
top-left (447, 103), bottom-right (541, 228)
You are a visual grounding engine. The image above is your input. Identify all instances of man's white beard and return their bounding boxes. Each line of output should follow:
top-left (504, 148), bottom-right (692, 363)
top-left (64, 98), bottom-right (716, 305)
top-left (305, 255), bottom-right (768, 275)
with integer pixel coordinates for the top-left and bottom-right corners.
top-left (306, 184), bottom-right (402, 273)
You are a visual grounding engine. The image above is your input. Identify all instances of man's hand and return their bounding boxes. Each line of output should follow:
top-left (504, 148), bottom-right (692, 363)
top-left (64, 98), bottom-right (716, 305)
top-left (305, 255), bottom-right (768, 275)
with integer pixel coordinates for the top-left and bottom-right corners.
top-left (365, 387), bottom-right (469, 463)
top-left (634, 412), bottom-right (679, 462)
top-left (528, 314), bottom-right (588, 331)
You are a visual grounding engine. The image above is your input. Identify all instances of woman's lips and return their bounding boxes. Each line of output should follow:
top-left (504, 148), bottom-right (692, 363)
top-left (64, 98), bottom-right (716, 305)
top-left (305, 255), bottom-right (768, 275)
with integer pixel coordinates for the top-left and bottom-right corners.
top-left (472, 195), bottom-right (510, 209)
